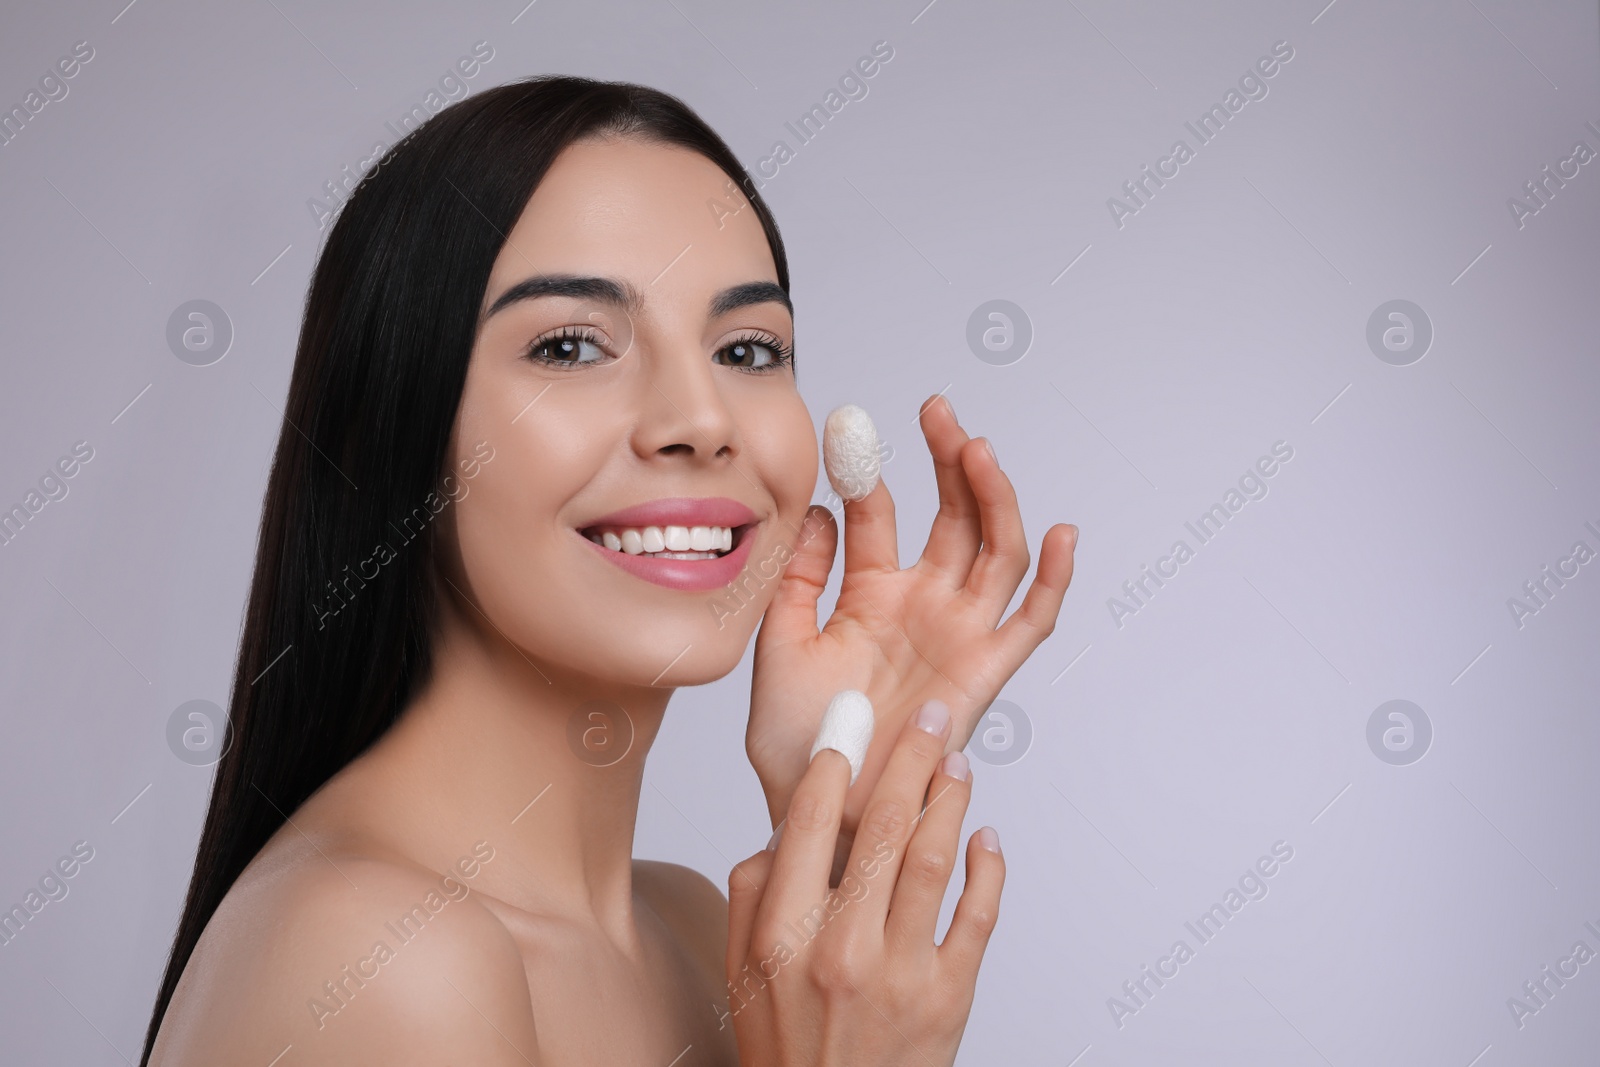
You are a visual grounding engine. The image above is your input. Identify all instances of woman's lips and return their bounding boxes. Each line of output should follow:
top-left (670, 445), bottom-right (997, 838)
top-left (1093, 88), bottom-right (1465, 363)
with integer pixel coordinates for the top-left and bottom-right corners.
top-left (583, 496), bottom-right (759, 529)
top-left (579, 522), bottom-right (757, 591)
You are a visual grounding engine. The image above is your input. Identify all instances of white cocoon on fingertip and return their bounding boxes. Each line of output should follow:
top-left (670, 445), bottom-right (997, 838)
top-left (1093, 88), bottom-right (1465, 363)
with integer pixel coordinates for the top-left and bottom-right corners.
top-left (823, 403), bottom-right (881, 502)
top-left (809, 689), bottom-right (875, 785)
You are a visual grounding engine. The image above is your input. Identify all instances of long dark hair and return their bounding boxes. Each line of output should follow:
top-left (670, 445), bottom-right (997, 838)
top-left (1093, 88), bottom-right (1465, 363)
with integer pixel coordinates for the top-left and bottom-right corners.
top-left (141, 75), bottom-right (789, 1063)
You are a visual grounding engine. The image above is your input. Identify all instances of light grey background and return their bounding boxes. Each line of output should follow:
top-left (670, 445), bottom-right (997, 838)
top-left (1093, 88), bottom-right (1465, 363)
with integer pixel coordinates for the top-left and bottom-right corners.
top-left (2, 0), bottom-right (1597, 1063)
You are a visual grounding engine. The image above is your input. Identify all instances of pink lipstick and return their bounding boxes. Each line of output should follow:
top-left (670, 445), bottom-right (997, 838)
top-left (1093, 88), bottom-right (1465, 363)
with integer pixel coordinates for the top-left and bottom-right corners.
top-left (577, 496), bottom-right (761, 592)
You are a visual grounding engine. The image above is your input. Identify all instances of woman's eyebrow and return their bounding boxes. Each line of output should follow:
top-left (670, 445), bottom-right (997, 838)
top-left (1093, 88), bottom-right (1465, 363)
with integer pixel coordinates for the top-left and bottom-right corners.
top-left (710, 281), bottom-right (792, 319)
top-left (484, 275), bottom-right (791, 322)
top-left (484, 274), bottom-right (643, 321)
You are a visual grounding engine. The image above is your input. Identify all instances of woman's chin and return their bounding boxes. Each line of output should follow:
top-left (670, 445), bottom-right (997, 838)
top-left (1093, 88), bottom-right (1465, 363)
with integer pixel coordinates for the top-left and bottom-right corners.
top-left (527, 624), bottom-right (754, 692)
top-left (629, 636), bottom-right (752, 690)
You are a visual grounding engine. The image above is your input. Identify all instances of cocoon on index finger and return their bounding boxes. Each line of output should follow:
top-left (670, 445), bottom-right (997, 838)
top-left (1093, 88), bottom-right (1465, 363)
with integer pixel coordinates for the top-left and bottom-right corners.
top-left (823, 404), bottom-right (881, 502)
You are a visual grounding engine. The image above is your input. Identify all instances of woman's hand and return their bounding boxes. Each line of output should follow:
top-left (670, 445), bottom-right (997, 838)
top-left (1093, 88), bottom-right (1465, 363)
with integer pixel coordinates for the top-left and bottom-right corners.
top-left (726, 700), bottom-right (1002, 1067)
top-left (746, 395), bottom-right (1077, 846)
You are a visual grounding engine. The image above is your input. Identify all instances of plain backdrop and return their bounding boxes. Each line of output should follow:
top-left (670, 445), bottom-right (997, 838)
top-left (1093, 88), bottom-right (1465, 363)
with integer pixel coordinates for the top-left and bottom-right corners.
top-left (1, 1), bottom-right (1597, 1064)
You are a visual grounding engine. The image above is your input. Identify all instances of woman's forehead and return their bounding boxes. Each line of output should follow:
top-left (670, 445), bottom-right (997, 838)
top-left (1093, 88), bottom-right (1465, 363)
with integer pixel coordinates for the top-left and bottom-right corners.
top-left (486, 137), bottom-right (778, 312)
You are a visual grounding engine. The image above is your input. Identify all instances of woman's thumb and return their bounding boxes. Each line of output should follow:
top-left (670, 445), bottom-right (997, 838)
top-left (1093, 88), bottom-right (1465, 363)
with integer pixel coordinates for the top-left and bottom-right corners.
top-left (757, 505), bottom-right (838, 644)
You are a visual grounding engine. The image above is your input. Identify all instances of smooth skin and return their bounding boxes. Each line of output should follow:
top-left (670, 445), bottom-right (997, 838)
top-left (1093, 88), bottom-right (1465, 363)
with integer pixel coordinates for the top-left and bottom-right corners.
top-left (749, 402), bottom-right (1078, 859)
top-left (148, 133), bottom-right (1070, 1066)
top-left (729, 702), bottom-right (1004, 1066)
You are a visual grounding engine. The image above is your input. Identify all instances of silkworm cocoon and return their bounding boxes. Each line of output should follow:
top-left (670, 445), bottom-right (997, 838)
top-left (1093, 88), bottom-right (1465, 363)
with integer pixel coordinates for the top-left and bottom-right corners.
top-left (809, 689), bottom-right (875, 785)
top-left (823, 403), bottom-right (881, 502)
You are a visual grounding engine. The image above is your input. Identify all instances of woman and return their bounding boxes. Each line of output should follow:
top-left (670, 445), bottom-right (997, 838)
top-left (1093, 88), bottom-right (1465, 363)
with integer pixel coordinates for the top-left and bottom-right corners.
top-left (142, 75), bottom-right (1077, 1065)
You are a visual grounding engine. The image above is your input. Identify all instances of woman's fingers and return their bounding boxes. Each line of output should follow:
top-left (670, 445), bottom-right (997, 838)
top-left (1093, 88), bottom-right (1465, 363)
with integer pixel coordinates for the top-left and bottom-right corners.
top-left (884, 749), bottom-right (973, 957)
top-left (913, 395), bottom-right (982, 585)
top-left (935, 827), bottom-right (1005, 979)
top-left (995, 522), bottom-right (1077, 661)
top-left (840, 475), bottom-right (899, 577)
top-left (727, 849), bottom-right (775, 978)
top-left (753, 748), bottom-right (853, 932)
top-left (839, 700), bottom-right (954, 934)
top-left (961, 437), bottom-right (1032, 624)
top-left (756, 505), bottom-right (838, 646)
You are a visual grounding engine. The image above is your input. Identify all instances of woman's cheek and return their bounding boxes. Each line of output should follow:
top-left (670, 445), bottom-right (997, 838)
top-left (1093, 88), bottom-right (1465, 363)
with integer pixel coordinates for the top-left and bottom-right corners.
top-left (764, 401), bottom-right (819, 515)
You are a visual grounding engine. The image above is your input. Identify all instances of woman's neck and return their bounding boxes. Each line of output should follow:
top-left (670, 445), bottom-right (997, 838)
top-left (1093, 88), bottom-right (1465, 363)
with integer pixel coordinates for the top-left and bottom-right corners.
top-left (330, 586), bottom-right (671, 954)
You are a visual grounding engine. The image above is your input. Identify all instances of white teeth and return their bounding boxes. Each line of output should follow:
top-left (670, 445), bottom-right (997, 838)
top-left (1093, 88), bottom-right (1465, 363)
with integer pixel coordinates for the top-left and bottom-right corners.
top-left (586, 522), bottom-right (742, 558)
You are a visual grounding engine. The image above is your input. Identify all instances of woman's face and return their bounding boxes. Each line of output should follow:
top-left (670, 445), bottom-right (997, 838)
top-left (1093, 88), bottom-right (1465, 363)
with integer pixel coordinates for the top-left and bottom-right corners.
top-left (442, 136), bottom-right (818, 689)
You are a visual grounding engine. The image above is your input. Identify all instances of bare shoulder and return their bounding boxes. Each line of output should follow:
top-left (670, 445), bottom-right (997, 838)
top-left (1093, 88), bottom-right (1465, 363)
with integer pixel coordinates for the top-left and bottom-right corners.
top-left (151, 840), bottom-right (538, 1066)
top-left (633, 858), bottom-right (729, 977)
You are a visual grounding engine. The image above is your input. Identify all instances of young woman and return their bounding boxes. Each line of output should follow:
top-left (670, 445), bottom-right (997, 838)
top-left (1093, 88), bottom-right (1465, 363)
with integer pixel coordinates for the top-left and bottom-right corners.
top-left (141, 76), bottom-right (1077, 1066)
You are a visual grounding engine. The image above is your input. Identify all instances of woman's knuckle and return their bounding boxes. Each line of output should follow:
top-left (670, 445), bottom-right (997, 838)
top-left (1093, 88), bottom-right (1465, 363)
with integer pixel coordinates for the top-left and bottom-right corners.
top-left (861, 798), bottom-right (909, 844)
top-left (906, 847), bottom-right (950, 886)
top-left (809, 943), bottom-right (863, 995)
top-left (787, 788), bottom-right (835, 833)
top-left (728, 860), bottom-right (762, 897)
top-left (748, 920), bottom-right (784, 959)
top-left (965, 901), bottom-right (999, 937)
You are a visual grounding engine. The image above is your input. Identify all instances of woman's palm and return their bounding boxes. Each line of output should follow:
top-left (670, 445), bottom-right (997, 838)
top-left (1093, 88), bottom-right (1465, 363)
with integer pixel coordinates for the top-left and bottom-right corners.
top-left (746, 396), bottom-right (1078, 833)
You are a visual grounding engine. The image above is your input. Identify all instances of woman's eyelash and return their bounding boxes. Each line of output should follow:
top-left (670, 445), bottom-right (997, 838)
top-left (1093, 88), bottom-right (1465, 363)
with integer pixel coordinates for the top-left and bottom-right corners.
top-left (523, 327), bottom-right (795, 371)
top-left (721, 330), bottom-right (794, 372)
top-left (524, 326), bottom-right (605, 369)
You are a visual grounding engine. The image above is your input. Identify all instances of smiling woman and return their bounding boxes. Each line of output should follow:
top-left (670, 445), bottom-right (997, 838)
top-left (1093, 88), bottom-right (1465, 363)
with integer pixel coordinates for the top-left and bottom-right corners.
top-left (141, 74), bottom-right (1075, 1067)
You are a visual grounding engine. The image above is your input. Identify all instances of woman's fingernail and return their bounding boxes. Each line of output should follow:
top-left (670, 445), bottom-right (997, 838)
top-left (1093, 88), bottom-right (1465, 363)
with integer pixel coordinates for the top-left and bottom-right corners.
top-left (942, 395), bottom-right (957, 421)
top-left (765, 819), bottom-right (785, 851)
top-left (1068, 523), bottom-right (1079, 547)
top-left (975, 826), bottom-right (1001, 854)
top-left (982, 437), bottom-right (996, 463)
top-left (914, 699), bottom-right (951, 735)
top-left (941, 750), bottom-right (971, 782)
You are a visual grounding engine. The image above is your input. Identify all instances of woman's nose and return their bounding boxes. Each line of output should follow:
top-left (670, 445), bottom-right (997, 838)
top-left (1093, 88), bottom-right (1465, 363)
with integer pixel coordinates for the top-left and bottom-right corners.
top-left (630, 337), bottom-right (739, 463)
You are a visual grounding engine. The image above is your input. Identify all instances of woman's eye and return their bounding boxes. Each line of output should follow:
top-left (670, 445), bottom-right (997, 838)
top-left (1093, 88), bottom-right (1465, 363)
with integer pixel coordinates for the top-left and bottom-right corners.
top-left (527, 330), bottom-right (606, 367)
top-left (716, 338), bottom-right (785, 370)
